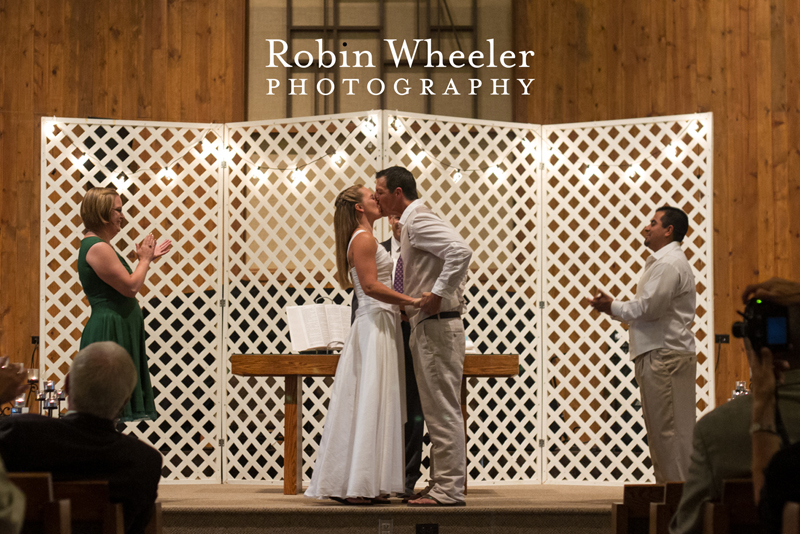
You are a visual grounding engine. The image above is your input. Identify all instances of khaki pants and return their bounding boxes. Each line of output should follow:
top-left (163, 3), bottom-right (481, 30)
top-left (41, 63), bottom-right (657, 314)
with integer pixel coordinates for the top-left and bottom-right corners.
top-left (409, 316), bottom-right (466, 504)
top-left (634, 348), bottom-right (697, 483)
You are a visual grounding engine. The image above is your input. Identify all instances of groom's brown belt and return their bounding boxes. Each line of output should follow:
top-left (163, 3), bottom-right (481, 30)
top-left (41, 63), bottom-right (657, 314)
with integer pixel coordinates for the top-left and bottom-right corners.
top-left (419, 311), bottom-right (461, 323)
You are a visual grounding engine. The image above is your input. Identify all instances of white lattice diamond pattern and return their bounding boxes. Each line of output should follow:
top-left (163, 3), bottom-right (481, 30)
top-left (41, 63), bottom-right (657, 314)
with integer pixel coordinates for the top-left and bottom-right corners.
top-left (42, 118), bottom-right (225, 481)
top-left (42, 112), bottom-right (714, 486)
top-left (385, 112), bottom-right (543, 483)
top-left (541, 115), bottom-right (713, 483)
top-left (224, 113), bottom-right (382, 481)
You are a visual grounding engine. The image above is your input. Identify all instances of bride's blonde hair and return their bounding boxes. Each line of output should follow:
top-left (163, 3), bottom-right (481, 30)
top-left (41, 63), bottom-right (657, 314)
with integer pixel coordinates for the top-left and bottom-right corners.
top-left (334, 184), bottom-right (365, 289)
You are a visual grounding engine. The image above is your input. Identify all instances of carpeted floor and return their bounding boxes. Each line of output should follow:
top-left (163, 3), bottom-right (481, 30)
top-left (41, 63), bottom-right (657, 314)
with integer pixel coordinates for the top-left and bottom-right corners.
top-left (159, 483), bottom-right (623, 512)
top-left (159, 484), bottom-right (624, 533)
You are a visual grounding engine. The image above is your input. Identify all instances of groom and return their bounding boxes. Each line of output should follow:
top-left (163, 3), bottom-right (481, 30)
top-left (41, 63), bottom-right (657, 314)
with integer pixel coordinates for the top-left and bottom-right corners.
top-left (375, 166), bottom-right (473, 506)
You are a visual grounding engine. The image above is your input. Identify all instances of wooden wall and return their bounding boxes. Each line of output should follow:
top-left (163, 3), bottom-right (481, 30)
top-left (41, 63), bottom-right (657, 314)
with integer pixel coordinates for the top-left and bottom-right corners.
top-left (514, 0), bottom-right (800, 406)
top-left (0, 0), bottom-right (246, 367)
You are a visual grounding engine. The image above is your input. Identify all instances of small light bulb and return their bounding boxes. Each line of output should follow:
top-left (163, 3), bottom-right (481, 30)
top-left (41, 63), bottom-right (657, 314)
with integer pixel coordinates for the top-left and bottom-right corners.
top-left (331, 152), bottom-right (345, 166)
top-left (291, 169), bottom-right (306, 183)
top-left (390, 117), bottom-right (405, 135)
top-left (452, 170), bottom-right (463, 183)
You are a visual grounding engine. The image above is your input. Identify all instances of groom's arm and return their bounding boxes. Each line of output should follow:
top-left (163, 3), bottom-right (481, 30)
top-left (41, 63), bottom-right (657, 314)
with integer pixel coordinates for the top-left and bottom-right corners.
top-left (408, 212), bottom-right (472, 302)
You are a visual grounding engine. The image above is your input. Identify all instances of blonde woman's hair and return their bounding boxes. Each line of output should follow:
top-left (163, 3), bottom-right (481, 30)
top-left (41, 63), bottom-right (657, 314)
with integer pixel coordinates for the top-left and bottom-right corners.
top-left (80, 187), bottom-right (119, 233)
top-left (334, 184), bottom-right (365, 289)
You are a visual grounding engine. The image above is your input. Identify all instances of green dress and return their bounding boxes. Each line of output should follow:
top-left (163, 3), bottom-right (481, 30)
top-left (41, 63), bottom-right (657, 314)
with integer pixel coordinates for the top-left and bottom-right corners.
top-left (78, 236), bottom-right (158, 421)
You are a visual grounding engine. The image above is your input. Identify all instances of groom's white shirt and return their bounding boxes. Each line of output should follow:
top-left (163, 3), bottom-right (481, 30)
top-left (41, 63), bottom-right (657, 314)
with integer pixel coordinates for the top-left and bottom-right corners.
top-left (399, 199), bottom-right (472, 326)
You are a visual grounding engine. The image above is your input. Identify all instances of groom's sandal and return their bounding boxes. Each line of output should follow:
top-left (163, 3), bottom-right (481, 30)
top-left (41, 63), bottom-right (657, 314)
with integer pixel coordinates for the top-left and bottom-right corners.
top-left (407, 496), bottom-right (466, 507)
top-left (400, 492), bottom-right (423, 504)
top-left (370, 495), bottom-right (391, 504)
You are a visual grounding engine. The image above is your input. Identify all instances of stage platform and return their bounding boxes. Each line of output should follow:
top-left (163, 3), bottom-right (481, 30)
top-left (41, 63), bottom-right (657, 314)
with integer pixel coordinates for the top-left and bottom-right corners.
top-left (159, 483), bottom-right (623, 533)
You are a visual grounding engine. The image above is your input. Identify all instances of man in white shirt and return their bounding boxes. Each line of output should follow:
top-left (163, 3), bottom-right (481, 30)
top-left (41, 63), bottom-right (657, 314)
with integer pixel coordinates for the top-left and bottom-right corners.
top-left (375, 166), bottom-right (472, 506)
top-left (587, 206), bottom-right (697, 482)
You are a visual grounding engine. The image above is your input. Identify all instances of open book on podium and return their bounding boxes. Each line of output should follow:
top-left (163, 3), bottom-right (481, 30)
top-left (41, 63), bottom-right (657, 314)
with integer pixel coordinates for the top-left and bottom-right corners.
top-left (286, 304), bottom-right (351, 352)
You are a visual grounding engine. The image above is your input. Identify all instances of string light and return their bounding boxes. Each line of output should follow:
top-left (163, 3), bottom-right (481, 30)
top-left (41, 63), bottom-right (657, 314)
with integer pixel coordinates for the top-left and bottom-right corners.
top-left (389, 116), bottom-right (405, 135)
top-left (330, 151), bottom-right (345, 166)
top-left (291, 168), bottom-right (306, 184)
top-left (411, 151), bottom-right (427, 165)
top-left (161, 166), bottom-right (177, 182)
top-left (361, 115), bottom-right (379, 137)
top-left (56, 115), bottom-right (705, 190)
top-left (43, 121), bottom-right (56, 139)
top-left (583, 164), bottom-right (600, 180)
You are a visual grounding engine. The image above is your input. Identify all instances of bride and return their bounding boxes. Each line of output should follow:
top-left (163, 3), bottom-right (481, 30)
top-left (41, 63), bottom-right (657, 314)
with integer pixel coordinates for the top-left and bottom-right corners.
top-left (305, 184), bottom-right (420, 504)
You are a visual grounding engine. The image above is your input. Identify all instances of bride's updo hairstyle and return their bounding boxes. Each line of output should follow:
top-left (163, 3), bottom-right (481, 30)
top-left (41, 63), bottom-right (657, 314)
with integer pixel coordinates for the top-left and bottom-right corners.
top-left (333, 184), bottom-right (365, 289)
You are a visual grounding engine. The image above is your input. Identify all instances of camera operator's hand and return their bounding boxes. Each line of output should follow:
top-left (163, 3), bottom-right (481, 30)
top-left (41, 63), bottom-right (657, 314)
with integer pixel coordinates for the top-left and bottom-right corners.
top-left (742, 277), bottom-right (800, 306)
top-left (747, 341), bottom-right (787, 401)
top-left (747, 340), bottom-right (789, 504)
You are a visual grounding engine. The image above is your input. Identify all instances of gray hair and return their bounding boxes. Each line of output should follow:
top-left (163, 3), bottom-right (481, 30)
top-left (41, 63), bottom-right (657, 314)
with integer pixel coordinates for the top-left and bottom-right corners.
top-left (69, 342), bottom-right (137, 420)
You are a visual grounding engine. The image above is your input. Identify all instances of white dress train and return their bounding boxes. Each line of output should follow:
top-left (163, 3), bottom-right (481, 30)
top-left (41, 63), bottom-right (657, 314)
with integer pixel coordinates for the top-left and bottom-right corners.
top-left (304, 230), bottom-right (405, 499)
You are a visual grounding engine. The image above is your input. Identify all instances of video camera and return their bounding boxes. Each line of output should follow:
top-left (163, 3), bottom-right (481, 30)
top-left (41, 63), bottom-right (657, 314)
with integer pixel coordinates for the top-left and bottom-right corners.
top-left (732, 298), bottom-right (798, 353)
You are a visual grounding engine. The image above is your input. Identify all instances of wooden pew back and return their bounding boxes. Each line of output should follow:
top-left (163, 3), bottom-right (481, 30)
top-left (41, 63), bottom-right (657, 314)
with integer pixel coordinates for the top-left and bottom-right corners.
top-left (8, 472), bottom-right (71, 534)
top-left (702, 479), bottom-right (760, 534)
top-left (649, 481), bottom-right (685, 534)
top-left (611, 484), bottom-right (666, 534)
top-left (52, 481), bottom-right (123, 534)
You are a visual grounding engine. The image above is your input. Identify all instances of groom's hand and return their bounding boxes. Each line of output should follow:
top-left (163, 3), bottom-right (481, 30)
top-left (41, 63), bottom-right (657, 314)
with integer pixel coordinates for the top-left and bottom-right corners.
top-left (420, 292), bottom-right (442, 315)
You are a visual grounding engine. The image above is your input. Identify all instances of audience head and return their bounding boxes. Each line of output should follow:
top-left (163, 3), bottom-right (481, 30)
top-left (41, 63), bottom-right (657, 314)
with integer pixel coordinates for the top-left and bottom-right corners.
top-left (388, 214), bottom-right (401, 241)
top-left (66, 341), bottom-right (137, 420)
top-left (375, 166), bottom-right (417, 217)
top-left (80, 187), bottom-right (121, 234)
top-left (333, 184), bottom-right (366, 289)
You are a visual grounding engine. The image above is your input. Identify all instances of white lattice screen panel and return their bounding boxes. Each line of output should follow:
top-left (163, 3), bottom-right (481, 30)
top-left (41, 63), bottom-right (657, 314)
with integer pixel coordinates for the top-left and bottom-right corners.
top-left (42, 112), bottom-right (713, 486)
top-left (541, 114), bottom-right (714, 483)
top-left (224, 113), bottom-right (384, 481)
top-left (384, 112), bottom-right (543, 483)
top-left (41, 118), bottom-right (225, 481)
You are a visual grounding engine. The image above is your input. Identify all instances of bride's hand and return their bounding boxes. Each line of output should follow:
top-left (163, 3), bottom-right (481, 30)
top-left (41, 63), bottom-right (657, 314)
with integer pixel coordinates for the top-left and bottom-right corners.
top-left (410, 298), bottom-right (422, 308)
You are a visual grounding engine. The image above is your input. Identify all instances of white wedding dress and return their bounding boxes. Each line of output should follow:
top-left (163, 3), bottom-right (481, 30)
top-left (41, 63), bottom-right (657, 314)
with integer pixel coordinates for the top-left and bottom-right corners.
top-left (305, 229), bottom-right (406, 499)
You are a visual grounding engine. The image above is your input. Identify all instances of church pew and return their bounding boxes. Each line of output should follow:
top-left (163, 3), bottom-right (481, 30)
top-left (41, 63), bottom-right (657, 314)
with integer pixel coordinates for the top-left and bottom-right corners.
top-left (52, 481), bottom-right (123, 534)
top-left (8, 472), bottom-right (71, 534)
top-left (702, 479), bottom-right (759, 534)
top-left (649, 481), bottom-right (684, 534)
top-left (611, 484), bottom-right (666, 534)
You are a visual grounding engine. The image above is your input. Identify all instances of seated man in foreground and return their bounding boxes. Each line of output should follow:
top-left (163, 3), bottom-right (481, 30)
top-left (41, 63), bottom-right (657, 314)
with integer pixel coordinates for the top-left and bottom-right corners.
top-left (0, 342), bottom-right (162, 534)
top-left (669, 277), bottom-right (800, 534)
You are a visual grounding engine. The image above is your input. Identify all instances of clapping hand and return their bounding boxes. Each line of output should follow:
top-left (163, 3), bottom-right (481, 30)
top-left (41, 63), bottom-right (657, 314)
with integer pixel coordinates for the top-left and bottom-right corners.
top-left (153, 239), bottom-right (172, 260)
top-left (586, 288), bottom-right (613, 315)
top-left (0, 356), bottom-right (28, 405)
top-left (136, 234), bottom-right (172, 262)
top-left (136, 234), bottom-right (157, 261)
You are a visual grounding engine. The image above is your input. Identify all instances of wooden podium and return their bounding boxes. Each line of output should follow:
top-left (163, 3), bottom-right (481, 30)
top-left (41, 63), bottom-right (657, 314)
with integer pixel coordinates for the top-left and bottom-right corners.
top-left (231, 353), bottom-right (519, 495)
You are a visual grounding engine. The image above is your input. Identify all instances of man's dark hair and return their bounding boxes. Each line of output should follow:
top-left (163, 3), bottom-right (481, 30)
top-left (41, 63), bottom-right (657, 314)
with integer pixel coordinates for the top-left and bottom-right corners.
top-left (376, 166), bottom-right (418, 201)
top-left (656, 205), bottom-right (689, 242)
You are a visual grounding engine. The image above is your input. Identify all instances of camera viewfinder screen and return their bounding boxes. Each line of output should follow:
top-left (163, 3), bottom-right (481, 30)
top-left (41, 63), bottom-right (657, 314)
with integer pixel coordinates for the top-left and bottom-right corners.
top-left (767, 317), bottom-right (788, 345)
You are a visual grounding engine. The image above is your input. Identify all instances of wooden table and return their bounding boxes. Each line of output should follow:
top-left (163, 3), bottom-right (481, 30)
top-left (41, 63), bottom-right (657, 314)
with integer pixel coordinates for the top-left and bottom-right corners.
top-left (231, 353), bottom-right (520, 495)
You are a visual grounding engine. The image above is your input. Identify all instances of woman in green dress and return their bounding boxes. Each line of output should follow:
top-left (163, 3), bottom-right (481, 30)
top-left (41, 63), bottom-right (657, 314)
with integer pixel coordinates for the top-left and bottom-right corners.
top-left (78, 187), bottom-right (172, 422)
